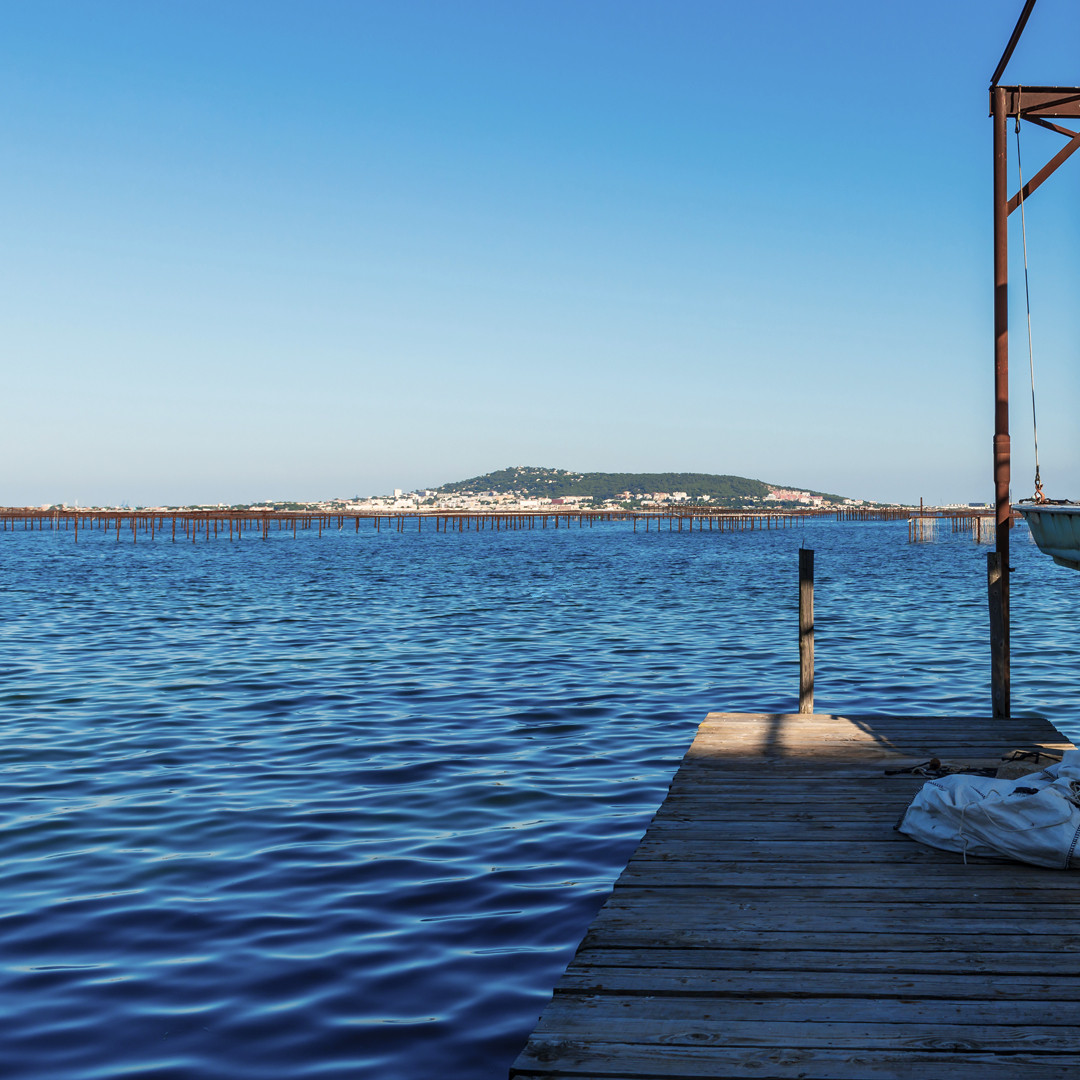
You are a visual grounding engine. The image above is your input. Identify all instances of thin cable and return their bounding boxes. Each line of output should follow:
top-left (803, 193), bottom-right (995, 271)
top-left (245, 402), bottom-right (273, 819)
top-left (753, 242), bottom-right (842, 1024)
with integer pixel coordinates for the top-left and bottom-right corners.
top-left (1015, 97), bottom-right (1045, 502)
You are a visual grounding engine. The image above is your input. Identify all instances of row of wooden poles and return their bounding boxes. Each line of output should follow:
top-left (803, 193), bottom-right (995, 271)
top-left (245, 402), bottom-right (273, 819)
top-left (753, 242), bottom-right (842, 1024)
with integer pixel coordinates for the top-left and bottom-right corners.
top-left (4, 505), bottom-right (981, 545)
top-left (908, 510), bottom-right (1004, 544)
top-left (0, 506), bottom-right (863, 542)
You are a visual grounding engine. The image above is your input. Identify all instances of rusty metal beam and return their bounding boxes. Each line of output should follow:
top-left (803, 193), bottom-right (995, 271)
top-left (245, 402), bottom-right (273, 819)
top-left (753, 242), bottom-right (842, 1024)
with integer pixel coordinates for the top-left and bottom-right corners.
top-left (990, 0), bottom-right (1039, 87)
top-left (990, 86), bottom-right (1080, 119)
top-left (1024, 115), bottom-right (1080, 138)
top-left (1008, 128), bottom-right (1080, 213)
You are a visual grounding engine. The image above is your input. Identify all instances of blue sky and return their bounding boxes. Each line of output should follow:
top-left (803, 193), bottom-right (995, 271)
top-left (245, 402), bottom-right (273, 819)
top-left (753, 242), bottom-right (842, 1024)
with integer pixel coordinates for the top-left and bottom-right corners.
top-left (3, 0), bottom-right (1079, 506)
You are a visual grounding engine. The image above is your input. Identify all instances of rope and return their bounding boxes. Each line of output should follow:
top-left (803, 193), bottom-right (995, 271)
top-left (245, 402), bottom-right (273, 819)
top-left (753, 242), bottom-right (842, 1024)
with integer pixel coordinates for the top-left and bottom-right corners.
top-left (1015, 92), bottom-right (1046, 503)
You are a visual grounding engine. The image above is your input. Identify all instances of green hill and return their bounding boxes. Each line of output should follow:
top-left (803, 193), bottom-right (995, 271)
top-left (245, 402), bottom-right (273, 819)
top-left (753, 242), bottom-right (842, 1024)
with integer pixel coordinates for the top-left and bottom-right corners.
top-left (433, 466), bottom-right (844, 506)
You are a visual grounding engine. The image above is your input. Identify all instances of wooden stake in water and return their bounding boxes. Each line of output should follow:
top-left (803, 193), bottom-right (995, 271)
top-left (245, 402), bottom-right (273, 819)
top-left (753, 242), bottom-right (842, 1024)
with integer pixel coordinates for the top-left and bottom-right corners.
top-left (799, 548), bottom-right (814, 715)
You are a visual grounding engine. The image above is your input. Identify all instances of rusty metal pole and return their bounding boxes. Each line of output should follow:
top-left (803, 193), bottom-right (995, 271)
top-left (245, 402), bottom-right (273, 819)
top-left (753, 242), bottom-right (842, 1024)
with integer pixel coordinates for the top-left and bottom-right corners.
top-left (991, 84), bottom-right (1011, 718)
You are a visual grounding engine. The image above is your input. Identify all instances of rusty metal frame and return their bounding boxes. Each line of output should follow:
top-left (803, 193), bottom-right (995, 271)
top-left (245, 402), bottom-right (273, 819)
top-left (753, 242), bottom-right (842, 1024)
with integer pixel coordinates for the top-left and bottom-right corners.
top-left (988, 1), bottom-right (1080, 716)
top-left (1007, 122), bottom-right (1080, 213)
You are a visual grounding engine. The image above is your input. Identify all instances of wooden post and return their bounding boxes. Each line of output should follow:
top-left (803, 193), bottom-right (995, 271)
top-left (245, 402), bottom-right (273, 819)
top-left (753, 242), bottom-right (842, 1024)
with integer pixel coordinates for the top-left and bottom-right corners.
top-left (799, 548), bottom-right (814, 715)
top-left (988, 551), bottom-right (1009, 717)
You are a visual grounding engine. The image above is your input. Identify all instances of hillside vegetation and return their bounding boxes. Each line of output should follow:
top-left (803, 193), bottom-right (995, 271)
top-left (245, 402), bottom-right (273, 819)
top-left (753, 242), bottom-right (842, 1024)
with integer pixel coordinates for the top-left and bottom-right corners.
top-left (434, 466), bottom-right (842, 504)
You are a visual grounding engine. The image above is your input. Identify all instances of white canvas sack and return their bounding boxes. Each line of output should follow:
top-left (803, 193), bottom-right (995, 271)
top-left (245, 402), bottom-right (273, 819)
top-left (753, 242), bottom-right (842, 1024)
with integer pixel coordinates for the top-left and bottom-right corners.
top-left (897, 749), bottom-right (1080, 869)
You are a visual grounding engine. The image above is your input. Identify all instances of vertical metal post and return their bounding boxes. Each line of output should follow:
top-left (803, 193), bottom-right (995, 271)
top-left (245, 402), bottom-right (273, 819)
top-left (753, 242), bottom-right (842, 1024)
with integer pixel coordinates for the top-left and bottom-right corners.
top-left (799, 549), bottom-right (814, 715)
top-left (992, 84), bottom-right (1011, 717)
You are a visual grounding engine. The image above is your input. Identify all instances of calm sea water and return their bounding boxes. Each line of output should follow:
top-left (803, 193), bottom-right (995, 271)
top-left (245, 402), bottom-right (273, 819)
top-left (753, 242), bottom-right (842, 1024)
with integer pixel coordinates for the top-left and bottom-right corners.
top-left (2, 516), bottom-right (1078, 1079)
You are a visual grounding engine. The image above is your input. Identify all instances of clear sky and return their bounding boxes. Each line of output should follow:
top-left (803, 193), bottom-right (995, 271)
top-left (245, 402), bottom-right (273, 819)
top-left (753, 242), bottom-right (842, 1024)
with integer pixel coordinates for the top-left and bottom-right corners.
top-left (3, 0), bottom-right (1079, 506)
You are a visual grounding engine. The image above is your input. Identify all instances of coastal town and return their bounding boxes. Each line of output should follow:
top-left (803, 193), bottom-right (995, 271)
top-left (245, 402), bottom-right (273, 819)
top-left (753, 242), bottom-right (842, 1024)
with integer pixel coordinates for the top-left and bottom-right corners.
top-left (39, 485), bottom-right (876, 515)
top-left (294, 484), bottom-right (863, 514)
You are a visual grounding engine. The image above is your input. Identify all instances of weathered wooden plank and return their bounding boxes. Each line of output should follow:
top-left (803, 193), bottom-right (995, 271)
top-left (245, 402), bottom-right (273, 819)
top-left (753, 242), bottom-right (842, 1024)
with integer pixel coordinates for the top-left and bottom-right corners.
top-left (660, 781), bottom-right (927, 795)
top-left (630, 827), bottom-right (933, 845)
top-left (665, 776), bottom-right (927, 790)
top-left (681, 744), bottom-right (1053, 757)
top-left (685, 734), bottom-right (1062, 750)
top-left (611, 874), bottom-right (1080, 903)
top-left (663, 774), bottom-right (921, 785)
top-left (684, 740), bottom-right (1070, 759)
top-left (638, 826), bottom-right (935, 845)
top-left (652, 809), bottom-right (917, 824)
top-left (651, 812), bottom-right (917, 827)
top-left (654, 797), bottom-right (918, 807)
top-left (673, 761), bottom-right (1047, 778)
top-left (647, 815), bottom-right (915, 831)
top-left (657, 793), bottom-right (919, 808)
top-left (609, 873), bottom-right (1071, 893)
top-left (525, 1019), bottom-right (1080, 1052)
top-left (695, 712), bottom-right (1058, 730)
top-left (580, 927), bottom-right (1080, 951)
top-left (531, 1005), bottom-right (1080, 1049)
top-left (665, 771), bottom-right (931, 783)
top-left (658, 786), bottom-right (918, 798)
top-left (696, 714), bottom-right (1064, 735)
top-left (615, 862), bottom-right (1080, 887)
top-left (616, 868), bottom-right (1080, 896)
top-left (571, 946), bottom-right (1080, 974)
top-left (700, 712), bottom-right (1063, 731)
top-left (630, 839), bottom-right (976, 862)
top-left (684, 735), bottom-right (1050, 751)
top-left (512, 1041), bottom-right (1080, 1078)
top-left (550, 972), bottom-right (1080, 1004)
top-left (600, 887), bottom-right (1080, 916)
top-left (589, 905), bottom-right (1080, 935)
top-left (588, 917), bottom-right (1080, 939)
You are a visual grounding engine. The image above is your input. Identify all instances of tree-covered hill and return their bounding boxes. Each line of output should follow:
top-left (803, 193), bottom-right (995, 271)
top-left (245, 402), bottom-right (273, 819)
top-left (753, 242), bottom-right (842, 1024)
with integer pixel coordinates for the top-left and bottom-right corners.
top-left (432, 466), bottom-right (844, 504)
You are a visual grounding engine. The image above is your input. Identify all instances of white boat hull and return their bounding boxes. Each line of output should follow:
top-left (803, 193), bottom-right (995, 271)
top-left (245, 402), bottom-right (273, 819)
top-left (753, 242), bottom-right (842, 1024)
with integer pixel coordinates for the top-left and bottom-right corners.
top-left (1015, 503), bottom-right (1080, 570)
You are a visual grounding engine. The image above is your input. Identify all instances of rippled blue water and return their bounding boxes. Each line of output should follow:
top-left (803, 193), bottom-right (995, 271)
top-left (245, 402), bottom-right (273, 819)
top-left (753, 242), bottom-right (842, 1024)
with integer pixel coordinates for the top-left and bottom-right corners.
top-left (2, 516), bottom-right (1078, 1079)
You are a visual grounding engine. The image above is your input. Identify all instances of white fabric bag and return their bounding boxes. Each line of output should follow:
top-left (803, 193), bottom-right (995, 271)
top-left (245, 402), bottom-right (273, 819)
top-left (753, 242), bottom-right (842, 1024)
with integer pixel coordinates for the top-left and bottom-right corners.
top-left (897, 749), bottom-right (1080, 869)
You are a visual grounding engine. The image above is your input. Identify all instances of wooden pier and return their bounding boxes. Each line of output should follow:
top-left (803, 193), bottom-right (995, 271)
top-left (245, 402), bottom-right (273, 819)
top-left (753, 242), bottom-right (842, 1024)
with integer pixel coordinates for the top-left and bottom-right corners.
top-left (511, 710), bottom-right (1080, 1079)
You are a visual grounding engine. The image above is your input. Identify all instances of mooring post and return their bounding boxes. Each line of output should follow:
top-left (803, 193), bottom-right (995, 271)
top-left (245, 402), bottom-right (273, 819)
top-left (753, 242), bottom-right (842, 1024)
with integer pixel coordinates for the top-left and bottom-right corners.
top-left (799, 548), bottom-right (814, 714)
top-left (988, 551), bottom-right (1009, 717)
